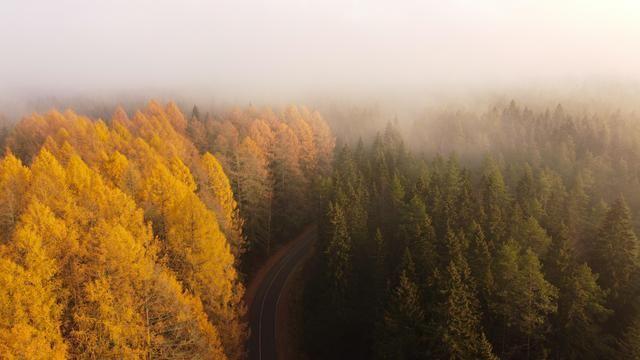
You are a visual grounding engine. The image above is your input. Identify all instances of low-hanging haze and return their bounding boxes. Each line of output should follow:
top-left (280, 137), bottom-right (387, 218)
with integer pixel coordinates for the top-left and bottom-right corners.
top-left (2, 0), bottom-right (640, 108)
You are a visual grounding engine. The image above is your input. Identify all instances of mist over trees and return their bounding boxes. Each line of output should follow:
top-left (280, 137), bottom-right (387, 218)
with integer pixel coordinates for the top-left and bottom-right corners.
top-left (304, 101), bottom-right (640, 359)
top-left (2, 97), bottom-right (640, 359)
top-left (3, 0), bottom-right (640, 358)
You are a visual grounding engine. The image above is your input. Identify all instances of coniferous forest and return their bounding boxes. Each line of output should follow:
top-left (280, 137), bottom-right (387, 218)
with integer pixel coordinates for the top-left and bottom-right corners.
top-left (305, 102), bottom-right (640, 359)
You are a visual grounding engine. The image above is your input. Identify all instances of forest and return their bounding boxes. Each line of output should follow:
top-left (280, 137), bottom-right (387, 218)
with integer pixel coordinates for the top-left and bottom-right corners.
top-left (3, 0), bottom-right (640, 358)
top-left (305, 101), bottom-right (640, 359)
top-left (0, 102), bottom-right (333, 358)
top-left (1, 99), bottom-right (640, 359)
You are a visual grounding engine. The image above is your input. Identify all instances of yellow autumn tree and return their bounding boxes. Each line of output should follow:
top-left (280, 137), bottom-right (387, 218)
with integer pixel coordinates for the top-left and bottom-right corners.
top-left (145, 269), bottom-right (227, 359)
top-left (201, 152), bottom-right (245, 258)
top-left (0, 256), bottom-right (66, 360)
top-left (0, 212), bottom-right (67, 359)
top-left (307, 110), bottom-right (335, 175)
top-left (1, 103), bottom-right (248, 359)
top-left (236, 137), bottom-right (273, 255)
top-left (286, 105), bottom-right (318, 177)
top-left (0, 153), bottom-right (30, 242)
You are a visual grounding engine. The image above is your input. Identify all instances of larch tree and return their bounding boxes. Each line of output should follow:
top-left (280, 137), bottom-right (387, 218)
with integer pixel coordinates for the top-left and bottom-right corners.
top-left (308, 110), bottom-right (335, 175)
top-left (0, 226), bottom-right (67, 359)
top-left (201, 152), bottom-right (246, 258)
top-left (235, 137), bottom-right (273, 256)
top-left (271, 122), bottom-right (304, 235)
top-left (287, 106), bottom-right (318, 177)
top-left (0, 153), bottom-right (30, 242)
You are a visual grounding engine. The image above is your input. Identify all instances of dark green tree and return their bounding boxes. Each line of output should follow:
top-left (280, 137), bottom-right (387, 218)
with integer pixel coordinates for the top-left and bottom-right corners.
top-left (468, 221), bottom-right (495, 306)
top-left (374, 270), bottom-right (425, 359)
top-left (480, 157), bottom-right (508, 247)
top-left (492, 241), bottom-right (558, 358)
top-left (619, 316), bottom-right (640, 360)
top-left (325, 201), bottom-right (352, 299)
top-left (554, 263), bottom-right (612, 359)
top-left (591, 197), bottom-right (639, 309)
top-left (441, 255), bottom-right (498, 360)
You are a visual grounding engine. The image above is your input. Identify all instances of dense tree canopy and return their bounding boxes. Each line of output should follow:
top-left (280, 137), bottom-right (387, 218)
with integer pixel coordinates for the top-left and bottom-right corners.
top-left (3, 98), bottom-right (640, 359)
top-left (303, 102), bottom-right (640, 359)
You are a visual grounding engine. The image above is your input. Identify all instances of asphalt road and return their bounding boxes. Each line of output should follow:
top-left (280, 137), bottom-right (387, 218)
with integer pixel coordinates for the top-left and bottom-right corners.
top-left (248, 230), bottom-right (316, 360)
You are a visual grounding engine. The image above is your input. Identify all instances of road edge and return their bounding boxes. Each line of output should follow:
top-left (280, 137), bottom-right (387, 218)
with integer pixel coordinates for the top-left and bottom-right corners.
top-left (244, 224), bottom-right (316, 314)
top-left (275, 235), bottom-right (315, 360)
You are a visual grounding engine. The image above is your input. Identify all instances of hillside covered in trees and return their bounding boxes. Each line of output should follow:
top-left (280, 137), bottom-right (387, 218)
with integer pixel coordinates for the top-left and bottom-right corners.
top-left (0, 102), bottom-right (333, 359)
top-left (305, 102), bottom-right (640, 359)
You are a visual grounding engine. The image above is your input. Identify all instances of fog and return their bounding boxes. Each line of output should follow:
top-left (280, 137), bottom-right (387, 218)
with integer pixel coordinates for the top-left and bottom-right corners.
top-left (2, 0), bottom-right (640, 114)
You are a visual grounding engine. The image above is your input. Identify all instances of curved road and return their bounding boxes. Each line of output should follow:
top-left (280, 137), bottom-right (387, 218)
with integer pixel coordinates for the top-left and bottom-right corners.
top-left (248, 229), bottom-right (316, 360)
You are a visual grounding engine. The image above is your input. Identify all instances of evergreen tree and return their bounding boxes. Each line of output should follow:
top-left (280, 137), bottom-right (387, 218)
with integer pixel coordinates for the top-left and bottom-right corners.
top-left (441, 256), bottom-right (498, 359)
top-left (374, 271), bottom-right (425, 359)
top-left (619, 316), bottom-right (640, 360)
top-left (591, 196), bottom-right (639, 305)
top-left (480, 157), bottom-right (508, 247)
top-left (468, 221), bottom-right (495, 305)
top-left (493, 241), bottom-right (558, 358)
top-left (554, 263), bottom-right (612, 359)
top-left (325, 201), bottom-right (352, 298)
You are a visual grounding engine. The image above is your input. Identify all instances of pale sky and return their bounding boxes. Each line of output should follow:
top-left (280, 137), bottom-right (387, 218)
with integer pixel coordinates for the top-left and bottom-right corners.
top-left (1, 0), bottom-right (640, 102)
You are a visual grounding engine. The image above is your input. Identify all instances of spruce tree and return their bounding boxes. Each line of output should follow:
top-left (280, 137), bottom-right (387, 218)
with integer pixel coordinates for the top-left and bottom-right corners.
top-left (591, 197), bottom-right (639, 306)
top-left (480, 157), bottom-right (508, 247)
top-left (325, 201), bottom-right (352, 299)
top-left (493, 241), bottom-right (558, 358)
top-left (619, 316), bottom-right (640, 359)
top-left (374, 270), bottom-right (425, 359)
top-left (441, 256), bottom-right (498, 359)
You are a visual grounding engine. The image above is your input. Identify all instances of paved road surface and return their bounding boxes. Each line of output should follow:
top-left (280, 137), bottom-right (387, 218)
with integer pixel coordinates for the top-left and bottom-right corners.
top-left (248, 229), bottom-right (316, 360)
